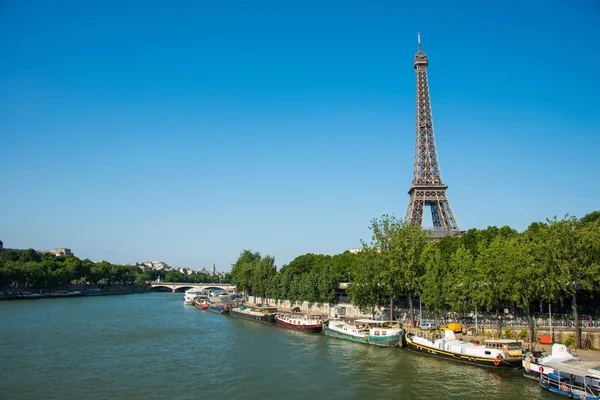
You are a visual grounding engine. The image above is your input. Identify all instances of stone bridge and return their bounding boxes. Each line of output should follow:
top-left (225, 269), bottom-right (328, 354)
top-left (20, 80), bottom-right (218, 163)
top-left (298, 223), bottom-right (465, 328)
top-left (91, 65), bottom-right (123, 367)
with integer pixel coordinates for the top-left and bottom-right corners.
top-left (149, 282), bottom-right (236, 293)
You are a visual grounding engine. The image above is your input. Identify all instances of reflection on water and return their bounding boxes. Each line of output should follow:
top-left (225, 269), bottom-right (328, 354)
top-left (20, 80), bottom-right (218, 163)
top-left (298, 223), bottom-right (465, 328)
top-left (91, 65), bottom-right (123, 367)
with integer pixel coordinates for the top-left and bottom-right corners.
top-left (0, 293), bottom-right (560, 400)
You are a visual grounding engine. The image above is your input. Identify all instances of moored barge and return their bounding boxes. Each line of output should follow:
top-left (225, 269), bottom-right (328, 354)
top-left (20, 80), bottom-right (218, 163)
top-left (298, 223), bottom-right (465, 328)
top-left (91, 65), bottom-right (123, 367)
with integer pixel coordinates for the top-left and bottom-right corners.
top-left (405, 329), bottom-right (522, 368)
top-left (275, 312), bottom-right (323, 332)
top-left (230, 305), bottom-right (278, 323)
top-left (323, 319), bottom-right (404, 347)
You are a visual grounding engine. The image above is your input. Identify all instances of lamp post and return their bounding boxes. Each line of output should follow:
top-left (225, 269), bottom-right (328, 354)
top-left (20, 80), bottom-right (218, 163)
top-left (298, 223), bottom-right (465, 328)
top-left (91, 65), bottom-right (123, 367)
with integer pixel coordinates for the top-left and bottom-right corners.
top-left (475, 305), bottom-right (478, 336)
top-left (419, 298), bottom-right (422, 328)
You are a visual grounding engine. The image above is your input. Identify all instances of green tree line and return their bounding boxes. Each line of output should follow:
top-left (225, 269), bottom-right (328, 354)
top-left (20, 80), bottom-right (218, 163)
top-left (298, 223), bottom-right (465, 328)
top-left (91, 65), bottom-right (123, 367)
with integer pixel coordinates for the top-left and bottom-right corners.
top-left (230, 250), bottom-right (359, 304)
top-left (0, 249), bottom-right (231, 289)
top-left (230, 211), bottom-right (600, 349)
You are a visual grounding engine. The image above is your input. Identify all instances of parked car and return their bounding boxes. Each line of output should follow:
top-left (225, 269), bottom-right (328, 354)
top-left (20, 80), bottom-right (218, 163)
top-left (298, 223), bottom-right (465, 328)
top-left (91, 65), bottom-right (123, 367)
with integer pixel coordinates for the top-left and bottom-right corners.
top-left (419, 322), bottom-right (437, 331)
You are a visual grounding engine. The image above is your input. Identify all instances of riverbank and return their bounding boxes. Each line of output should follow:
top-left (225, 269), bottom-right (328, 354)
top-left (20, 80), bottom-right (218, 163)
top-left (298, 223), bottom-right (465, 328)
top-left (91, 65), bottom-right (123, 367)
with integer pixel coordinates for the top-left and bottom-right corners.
top-left (0, 283), bottom-right (151, 300)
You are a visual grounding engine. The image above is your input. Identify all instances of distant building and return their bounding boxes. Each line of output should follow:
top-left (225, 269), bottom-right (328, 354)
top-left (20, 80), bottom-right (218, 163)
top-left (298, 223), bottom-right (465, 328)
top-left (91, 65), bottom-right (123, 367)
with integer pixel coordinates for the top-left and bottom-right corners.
top-left (141, 261), bottom-right (170, 270)
top-left (52, 248), bottom-right (73, 257)
top-left (37, 248), bottom-right (74, 257)
top-left (211, 262), bottom-right (216, 275)
top-left (348, 247), bottom-right (363, 254)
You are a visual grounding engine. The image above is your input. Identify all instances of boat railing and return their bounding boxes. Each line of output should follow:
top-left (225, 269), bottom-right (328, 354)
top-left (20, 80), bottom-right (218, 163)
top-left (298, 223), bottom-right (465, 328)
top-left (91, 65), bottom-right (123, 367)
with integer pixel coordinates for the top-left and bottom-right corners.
top-left (541, 373), bottom-right (599, 397)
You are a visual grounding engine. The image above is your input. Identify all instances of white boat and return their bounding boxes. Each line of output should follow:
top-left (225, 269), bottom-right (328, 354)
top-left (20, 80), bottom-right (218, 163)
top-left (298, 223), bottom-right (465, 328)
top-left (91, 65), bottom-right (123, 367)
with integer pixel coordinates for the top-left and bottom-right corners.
top-left (405, 329), bottom-right (523, 368)
top-left (323, 319), bottom-right (404, 347)
top-left (524, 344), bottom-right (600, 399)
top-left (183, 288), bottom-right (205, 305)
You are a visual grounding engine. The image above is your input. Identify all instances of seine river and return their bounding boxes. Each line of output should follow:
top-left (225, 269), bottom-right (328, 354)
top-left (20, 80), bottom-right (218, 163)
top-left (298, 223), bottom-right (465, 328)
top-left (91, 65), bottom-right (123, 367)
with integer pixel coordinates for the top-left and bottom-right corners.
top-left (0, 292), bottom-right (560, 399)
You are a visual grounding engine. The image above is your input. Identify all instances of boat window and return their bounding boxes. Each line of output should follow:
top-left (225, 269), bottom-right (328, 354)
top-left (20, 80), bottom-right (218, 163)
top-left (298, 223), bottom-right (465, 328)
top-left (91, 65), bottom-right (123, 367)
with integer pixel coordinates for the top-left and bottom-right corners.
top-left (382, 331), bottom-right (387, 335)
top-left (485, 351), bottom-right (491, 355)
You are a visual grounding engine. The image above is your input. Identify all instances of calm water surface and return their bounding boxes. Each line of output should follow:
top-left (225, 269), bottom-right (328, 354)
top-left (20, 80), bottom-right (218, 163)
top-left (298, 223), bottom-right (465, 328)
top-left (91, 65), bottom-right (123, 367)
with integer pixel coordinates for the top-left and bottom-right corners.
top-left (0, 293), bottom-right (561, 399)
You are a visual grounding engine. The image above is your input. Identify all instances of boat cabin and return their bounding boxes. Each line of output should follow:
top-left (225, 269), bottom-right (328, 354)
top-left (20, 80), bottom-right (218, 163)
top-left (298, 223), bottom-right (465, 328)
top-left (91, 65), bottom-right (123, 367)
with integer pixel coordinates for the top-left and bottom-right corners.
top-left (353, 319), bottom-right (402, 336)
top-left (483, 339), bottom-right (523, 356)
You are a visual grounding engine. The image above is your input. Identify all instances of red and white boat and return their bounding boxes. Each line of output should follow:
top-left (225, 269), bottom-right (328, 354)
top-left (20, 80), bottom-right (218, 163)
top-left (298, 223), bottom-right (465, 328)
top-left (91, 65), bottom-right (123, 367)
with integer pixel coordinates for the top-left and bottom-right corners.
top-left (194, 296), bottom-right (210, 310)
top-left (274, 311), bottom-right (324, 332)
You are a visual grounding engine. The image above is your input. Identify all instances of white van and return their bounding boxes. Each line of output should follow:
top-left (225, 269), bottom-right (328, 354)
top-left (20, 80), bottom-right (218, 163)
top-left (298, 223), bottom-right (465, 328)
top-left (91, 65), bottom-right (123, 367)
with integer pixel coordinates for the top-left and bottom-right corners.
top-left (419, 322), bottom-right (438, 331)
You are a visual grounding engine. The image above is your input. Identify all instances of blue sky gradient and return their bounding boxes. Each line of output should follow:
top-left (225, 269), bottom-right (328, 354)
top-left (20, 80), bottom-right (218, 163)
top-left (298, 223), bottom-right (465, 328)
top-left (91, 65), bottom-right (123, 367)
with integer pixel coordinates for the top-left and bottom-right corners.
top-left (1, 0), bottom-right (599, 270)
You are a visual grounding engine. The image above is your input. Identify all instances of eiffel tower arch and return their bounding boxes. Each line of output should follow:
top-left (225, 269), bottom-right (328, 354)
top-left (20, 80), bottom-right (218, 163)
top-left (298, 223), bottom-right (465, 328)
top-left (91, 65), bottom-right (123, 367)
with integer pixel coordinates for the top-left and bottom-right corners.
top-left (405, 34), bottom-right (460, 236)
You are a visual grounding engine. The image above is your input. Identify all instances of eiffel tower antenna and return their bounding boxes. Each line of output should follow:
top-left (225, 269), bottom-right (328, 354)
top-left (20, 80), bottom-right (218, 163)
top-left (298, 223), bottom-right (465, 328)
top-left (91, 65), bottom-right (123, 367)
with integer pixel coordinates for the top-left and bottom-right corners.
top-left (405, 33), bottom-right (460, 236)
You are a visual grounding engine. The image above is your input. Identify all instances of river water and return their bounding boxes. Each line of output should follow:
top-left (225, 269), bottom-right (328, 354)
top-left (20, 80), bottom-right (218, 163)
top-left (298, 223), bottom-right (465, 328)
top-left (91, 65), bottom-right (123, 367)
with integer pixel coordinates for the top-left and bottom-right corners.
top-left (0, 292), bottom-right (560, 399)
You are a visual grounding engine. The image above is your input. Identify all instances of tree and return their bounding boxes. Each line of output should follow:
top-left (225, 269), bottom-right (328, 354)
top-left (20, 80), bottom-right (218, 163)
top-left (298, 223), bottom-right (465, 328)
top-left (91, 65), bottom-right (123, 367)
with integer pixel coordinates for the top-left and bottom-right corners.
top-left (506, 232), bottom-right (553, 346)
top-left (251, 255), bottom-right (277, 302)
top-left (329, 251), bottom-right (357, 282)
top-left (347, 249), bottom-right (388, 317)
top-left (419, 244), bottom-right (448, 315)
top-left (230, 250), bottom-right (262, 299)
top-left (474, 236), bottom-right (515, 334)
top-left (533, 216), bottom-right (600, 348)
top-left (19, 248), bottom-right (41, 263)
top-left (317, 265), bottom-right (338, 304)
top-left (580, 210), bottom-right (600, 226)
top-left (445, 245), bottom-right (476, 317)
top-left (353, 215), bottom-right (430, 324)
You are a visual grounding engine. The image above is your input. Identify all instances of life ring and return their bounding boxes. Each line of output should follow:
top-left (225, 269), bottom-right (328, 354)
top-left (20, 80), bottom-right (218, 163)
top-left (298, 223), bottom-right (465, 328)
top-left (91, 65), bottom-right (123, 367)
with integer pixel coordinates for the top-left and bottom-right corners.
top-left (539, 366), bottom-right (544, 373)
top-left (493, 358), bottom-right (500, 366)
top-left (560, 383), bottom-right (568, 392)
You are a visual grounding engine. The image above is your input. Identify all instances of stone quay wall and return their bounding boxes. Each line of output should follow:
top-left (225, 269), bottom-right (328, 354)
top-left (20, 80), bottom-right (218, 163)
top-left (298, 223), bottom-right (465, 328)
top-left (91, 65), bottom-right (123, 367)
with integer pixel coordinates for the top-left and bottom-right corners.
top-left (248, 296), bottom-right (369, 318)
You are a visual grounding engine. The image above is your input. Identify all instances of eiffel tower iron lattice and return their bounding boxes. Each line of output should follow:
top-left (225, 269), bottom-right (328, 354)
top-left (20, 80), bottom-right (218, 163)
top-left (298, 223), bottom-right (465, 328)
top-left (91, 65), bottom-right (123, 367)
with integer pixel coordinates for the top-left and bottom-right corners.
top-left (405, 33), bottom-right (460, 235)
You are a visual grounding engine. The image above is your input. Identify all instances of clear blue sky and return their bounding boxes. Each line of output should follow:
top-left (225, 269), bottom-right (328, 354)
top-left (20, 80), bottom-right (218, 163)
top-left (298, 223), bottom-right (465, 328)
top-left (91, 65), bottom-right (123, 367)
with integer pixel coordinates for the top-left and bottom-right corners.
top-left (1, 0), bottom-right (599, 271)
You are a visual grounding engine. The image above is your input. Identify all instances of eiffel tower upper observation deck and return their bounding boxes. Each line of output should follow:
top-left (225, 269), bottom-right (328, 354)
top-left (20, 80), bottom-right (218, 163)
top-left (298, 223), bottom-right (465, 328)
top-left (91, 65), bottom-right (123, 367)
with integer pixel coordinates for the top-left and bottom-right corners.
top-left (405, 33), bottom-right (460, 236)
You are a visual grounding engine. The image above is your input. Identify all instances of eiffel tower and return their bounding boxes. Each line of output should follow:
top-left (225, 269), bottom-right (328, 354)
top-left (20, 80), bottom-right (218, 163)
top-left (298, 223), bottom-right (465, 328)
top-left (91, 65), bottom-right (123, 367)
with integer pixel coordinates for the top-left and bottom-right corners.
top-left (405, 33), bottom-right (460, 235)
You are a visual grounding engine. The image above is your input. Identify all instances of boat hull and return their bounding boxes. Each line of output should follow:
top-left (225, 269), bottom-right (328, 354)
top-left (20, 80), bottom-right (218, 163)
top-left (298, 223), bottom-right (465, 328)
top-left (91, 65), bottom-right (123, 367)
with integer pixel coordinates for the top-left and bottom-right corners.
top-left (275, 316), bottom-right (322, 332)
top-left (323, 323), bottom-right (401, 347)
top-left (207, 305), bottom-right (229, 314)
top-left (230, 309), bottom-right (276, 323)
top-left (540, 376), bottom-right (598, 399)
top-left (405, 334), bottom-right (522, 369)
top-left (193, 300), bottom-right (206, 310)
top-left (522, 356), bottom-right (545, 380)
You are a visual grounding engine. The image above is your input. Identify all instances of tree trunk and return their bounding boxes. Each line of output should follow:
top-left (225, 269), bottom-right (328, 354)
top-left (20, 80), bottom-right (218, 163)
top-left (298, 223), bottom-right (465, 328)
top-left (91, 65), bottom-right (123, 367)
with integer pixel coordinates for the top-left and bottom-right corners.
top-left (573, 293), bottom-right (581, 349)
top-left (408, 294), bottom-right (415, 328)
top-left (527, 309), bottom-right (534, 350)
top-left (389, 296), bottom-right (394, 322)
top-left (496, 309), bottom-right (501, 338)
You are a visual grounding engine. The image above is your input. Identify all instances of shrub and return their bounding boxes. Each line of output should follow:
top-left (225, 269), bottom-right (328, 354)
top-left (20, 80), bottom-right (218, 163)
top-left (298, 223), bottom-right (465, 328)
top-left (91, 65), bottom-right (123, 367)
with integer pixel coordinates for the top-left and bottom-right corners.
top-left (564, 334), bottom-right (576, 348)
top-left (518, 330), bottom-right (528, 341)
top-left (503, 328), bottom-right (513, 339)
